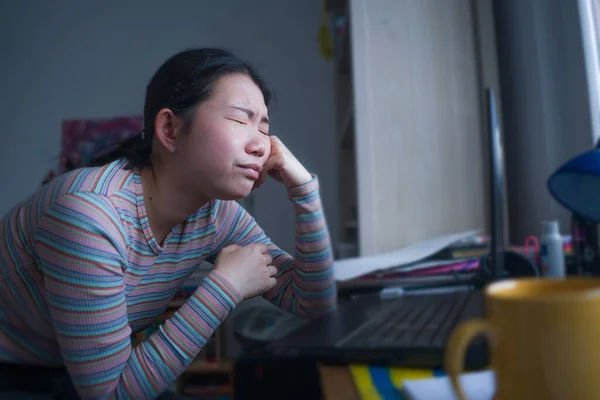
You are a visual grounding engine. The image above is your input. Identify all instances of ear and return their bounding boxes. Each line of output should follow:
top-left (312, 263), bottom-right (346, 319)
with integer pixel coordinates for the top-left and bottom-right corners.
top-left (154, 108), bottom-right (183, 153)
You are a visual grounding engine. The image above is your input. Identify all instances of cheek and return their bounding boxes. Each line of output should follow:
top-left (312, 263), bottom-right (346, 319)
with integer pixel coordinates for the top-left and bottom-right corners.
top-left (191, 120), bottom-right (234, 155)
top-left (209, 133), bottom-right (246, 162)
top-left (194, 127), bottom-right (248, 170)
top-left (209, 134), bottom-right (235, 154)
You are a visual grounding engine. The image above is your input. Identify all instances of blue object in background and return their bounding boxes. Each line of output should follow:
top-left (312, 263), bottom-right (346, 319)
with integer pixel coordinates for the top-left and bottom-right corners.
top-left (548, 140), bottom-right (600, 276)
top-left (548, 140), bottom-right (600, 222)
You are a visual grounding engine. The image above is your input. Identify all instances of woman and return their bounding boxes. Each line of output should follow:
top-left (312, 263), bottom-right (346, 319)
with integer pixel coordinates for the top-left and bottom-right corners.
top-left (0, 48), bottom-right (336, 399)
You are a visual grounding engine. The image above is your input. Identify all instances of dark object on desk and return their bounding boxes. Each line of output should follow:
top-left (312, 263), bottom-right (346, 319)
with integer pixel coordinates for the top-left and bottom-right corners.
top-left (233, 306), bottom-right (309, 347)
top-left (502, 250), bottom-right (539, 276)
top-left (263, 87), bottom-right (507, 371)
top-left (235, 356), bottom-right (321, 400)
top-left (260, 250), bottom-right (534, 370)
top-left (476, 249), bottom-right (539, 286)
top-left (571, 213), bottom-right (600, 275)
top-left (266, 290), bottom-right (487, 369)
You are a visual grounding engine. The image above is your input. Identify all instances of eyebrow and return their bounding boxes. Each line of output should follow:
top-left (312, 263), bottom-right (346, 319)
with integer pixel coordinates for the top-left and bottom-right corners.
top-left (230, 106), bottom-right (269, 124)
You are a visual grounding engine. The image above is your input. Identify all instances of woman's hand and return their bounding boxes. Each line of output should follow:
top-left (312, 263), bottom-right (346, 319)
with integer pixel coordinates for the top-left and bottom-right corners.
top-left (254, 136), bottom-right (313, 190)
top-left (213, 244), bottom-right (277, 299)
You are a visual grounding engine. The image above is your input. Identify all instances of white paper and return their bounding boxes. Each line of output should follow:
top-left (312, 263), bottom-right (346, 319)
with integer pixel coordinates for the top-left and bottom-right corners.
top-left (389, 258), bottom-right (476, 273)
top-left (403, 370), bottom-right (495, 400)
top-left (333, 230), bottom-right (480, 281)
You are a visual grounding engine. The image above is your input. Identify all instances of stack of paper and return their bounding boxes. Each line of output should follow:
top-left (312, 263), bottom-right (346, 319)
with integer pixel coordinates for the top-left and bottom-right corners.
top-left (333, 230), bottom-right (481, 281)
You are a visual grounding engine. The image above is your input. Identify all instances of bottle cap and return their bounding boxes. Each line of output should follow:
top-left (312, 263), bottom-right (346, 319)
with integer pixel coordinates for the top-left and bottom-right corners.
top-left (542, 220), bottom-right (560, 235)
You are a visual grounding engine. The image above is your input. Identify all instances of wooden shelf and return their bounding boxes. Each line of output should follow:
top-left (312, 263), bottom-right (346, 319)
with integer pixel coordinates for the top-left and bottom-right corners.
top-left (325, 0), bottom-right (347, 12)
top-left (168, 298), bottom-right (187, 309)
top-left (182, 385), bottom-right (232, 396)
top-left (180, 360), bottom-right (234, 398)
top-left (186, 360), bottom-right (234, 374)
top-left (343, 220), bottom-right (357, 229)
top-left (134, 299), bottom-right (235, 397)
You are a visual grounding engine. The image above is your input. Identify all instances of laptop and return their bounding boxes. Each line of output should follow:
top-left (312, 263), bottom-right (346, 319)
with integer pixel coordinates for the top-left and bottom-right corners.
top-left (264, 88), bottom-right (506, 370)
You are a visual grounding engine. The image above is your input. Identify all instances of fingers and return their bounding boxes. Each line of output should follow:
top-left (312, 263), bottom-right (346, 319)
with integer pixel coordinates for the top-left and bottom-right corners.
top-left (258, 154), bottom-right (282, 186)
top-left (224, 242), bottom-right (270, 257)
top-left (262, 154), bottom-right (281, 173)
top-left (221, 244), bottom-right (241, 253)
top-left (264, 253), bottom-right (273, 265)
top-left (270, 135), bottom-right (286, 150)
top-left (249, 243), bottom-right (269, 254)
top-left (267, 265), bottom-right (277, 277)
top-left (267, 277), bottom-right (277, 289)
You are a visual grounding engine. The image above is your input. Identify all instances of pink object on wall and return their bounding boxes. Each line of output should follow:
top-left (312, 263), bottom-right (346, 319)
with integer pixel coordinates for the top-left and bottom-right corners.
top-left (43, 116), bottom-right (143, 184)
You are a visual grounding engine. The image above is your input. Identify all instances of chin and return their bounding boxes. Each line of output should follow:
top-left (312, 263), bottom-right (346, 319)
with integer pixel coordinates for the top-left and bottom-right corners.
top-left (220, 193), bottom-right (250, 201)
top-left (214, 183), bottom-right (253, 201)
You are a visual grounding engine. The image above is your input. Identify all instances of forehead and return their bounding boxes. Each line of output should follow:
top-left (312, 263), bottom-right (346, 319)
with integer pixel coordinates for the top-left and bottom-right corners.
top-left (210, 73), bottom-right (267, 112)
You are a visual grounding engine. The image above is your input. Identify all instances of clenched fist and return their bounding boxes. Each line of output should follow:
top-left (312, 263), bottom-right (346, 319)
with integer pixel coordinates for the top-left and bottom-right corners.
top-left (214, 243), bottom-right (278, 299)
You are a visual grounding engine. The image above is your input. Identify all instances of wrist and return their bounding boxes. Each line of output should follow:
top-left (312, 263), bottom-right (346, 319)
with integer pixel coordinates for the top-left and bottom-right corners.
top-left (287, 175), bottom-right (320, 205)
top-left (210, 270), bottom-right (244, 302)
top-left (284, 167), bottom-right (313, 188)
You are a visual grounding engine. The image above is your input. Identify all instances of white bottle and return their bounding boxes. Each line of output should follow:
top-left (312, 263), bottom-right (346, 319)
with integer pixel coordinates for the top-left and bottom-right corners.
top-left (540, 220), bottom-right (566, 278)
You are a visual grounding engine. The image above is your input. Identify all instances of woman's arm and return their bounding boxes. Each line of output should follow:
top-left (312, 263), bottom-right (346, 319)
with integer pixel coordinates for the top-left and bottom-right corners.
top-left (35, 192), bottom-right (241, 399)
top-left (211, 176), bottom-right (337, 318)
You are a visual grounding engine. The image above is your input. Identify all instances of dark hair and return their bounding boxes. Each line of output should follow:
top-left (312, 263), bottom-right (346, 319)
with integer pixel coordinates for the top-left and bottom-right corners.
top-left (90, 48), bottom-right (272, 169)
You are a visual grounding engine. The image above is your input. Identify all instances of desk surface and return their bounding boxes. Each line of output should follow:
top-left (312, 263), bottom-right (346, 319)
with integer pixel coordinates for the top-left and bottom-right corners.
top-left (318, 364), bottom-right (360, 400)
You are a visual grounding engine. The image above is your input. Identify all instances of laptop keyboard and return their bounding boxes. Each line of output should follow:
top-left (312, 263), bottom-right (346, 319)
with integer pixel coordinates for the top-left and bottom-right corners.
top-left (335, 291), bottom-right (472, 349)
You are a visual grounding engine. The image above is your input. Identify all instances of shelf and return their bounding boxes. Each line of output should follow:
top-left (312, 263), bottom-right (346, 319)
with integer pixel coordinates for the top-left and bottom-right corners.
top-left (182, 385), bottom-right (232, 396)
top-left (168, 298), bottom-right (187, 309)
top-left (336, 241), bottom-right (358, 259)
top-left (186, 360), bottom-right (234, 374)
top-left (343, 220), bottom-right (357, 229)
top-left (325, 0), bottom-right (347, 12)
top-left (339, 104), bottom-right (354, 148)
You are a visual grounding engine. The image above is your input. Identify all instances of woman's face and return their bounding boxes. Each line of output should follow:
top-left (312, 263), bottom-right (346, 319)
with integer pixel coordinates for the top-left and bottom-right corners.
top-left (173, 73), bottom-right (271, 200)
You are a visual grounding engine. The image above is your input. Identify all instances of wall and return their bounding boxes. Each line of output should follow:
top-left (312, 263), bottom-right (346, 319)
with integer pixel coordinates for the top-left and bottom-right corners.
top-left (493, 0), bottom-right (596, 243)
top-left (0, 0), bottom-right (338, 254)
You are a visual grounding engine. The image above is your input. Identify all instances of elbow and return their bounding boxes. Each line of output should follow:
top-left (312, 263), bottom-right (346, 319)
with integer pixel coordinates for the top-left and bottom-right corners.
top-left (299, 287), bottom-right (338, 320)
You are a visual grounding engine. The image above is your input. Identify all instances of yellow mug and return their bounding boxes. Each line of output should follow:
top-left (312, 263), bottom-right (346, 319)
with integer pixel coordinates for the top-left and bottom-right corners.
top-left (445, 278), bottom-right (600, 400)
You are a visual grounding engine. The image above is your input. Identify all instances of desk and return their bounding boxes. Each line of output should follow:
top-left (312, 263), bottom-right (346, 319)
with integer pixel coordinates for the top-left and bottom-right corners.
top-left (237, 291), bottom-right (486, 398)
top-left (318, 364), bottom-right (360, 400)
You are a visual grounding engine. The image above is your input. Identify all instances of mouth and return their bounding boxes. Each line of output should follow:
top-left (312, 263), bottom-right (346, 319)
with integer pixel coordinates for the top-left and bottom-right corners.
top-left (239, 164), bottom-right (262, 180)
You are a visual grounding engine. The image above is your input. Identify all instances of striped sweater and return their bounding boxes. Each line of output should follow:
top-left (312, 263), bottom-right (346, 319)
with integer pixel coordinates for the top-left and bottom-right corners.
top-left (0, 159), bottom-right (336, 399)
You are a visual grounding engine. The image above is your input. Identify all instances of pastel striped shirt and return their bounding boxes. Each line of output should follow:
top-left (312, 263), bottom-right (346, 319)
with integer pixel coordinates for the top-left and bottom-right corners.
top-left (0, 159), bottom-right (336, 399)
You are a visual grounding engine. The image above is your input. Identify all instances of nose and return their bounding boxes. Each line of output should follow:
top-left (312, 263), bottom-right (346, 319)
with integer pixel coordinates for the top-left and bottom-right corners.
top-left (245, 135), bottom-right (266, 159)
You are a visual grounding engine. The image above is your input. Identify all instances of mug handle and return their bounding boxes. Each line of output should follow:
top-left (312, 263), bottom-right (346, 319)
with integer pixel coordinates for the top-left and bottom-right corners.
top-left (444, 319), bottom-right (490, 400)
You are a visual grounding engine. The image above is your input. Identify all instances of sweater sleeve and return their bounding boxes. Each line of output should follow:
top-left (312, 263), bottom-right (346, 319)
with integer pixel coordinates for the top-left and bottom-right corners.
top-left (34, 193), bottom-right (241, 399)
top-left (211, 176), bottom-right (336, 318)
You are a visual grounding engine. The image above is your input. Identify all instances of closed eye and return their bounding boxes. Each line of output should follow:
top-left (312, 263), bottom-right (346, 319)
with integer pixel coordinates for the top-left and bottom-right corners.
top-left (226, 117), bottom-right (247, 125)
top-left (227, 117), bottom-right (268, 135)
